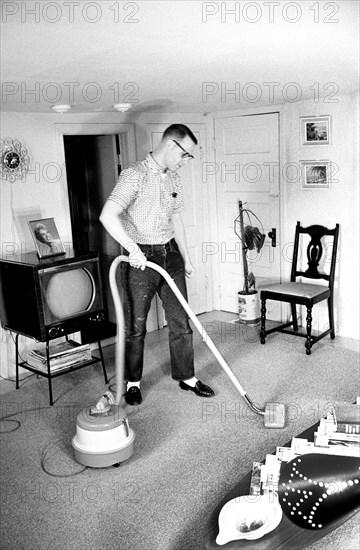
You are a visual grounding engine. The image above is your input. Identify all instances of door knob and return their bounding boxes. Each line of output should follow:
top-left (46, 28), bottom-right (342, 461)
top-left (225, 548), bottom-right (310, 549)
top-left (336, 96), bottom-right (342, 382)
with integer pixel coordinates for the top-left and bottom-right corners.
top-left (268, 228), bottom-right (276, 247)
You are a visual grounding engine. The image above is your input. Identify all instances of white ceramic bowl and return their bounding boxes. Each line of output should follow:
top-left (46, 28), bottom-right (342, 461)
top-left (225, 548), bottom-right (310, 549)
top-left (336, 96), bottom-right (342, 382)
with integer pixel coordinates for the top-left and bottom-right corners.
top-left (216, 494), bottom-right (283, 545)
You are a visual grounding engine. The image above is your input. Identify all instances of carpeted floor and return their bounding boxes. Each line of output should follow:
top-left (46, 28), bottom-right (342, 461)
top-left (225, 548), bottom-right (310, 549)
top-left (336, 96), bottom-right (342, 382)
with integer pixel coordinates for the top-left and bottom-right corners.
top-left (1, 321), bottom-right (359, 550)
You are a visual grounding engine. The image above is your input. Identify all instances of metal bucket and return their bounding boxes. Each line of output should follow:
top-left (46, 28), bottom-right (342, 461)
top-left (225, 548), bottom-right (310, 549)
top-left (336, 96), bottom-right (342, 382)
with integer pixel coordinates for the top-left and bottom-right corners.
top-left (238, 291), bottom-right (260, 325)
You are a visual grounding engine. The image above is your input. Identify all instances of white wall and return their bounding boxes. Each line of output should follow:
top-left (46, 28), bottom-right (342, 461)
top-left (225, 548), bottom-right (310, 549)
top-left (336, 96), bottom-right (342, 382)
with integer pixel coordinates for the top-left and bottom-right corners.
top-left (280, 92), bottom-right (359, 340)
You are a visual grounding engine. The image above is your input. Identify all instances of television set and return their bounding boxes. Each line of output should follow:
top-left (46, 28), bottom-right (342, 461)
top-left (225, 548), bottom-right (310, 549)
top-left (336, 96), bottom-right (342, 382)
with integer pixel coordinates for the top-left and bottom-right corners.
top-left (0, 251), bottom-right (107, 341)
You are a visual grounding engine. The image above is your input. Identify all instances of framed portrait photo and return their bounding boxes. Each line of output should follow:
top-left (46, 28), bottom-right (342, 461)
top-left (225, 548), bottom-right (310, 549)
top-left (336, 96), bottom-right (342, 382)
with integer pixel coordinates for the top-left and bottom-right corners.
top-left (28, 217), bottom-right (66, 258)
top-left (300, 116), bottom-right (331, 146)
top-left (301, 160), bottom-right (331, 189)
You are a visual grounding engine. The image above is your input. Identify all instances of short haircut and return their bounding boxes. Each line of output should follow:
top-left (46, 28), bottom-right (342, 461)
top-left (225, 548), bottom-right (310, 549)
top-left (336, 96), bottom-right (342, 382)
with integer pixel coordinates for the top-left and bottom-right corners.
top-left (162, 124), bottom-right (197, 145)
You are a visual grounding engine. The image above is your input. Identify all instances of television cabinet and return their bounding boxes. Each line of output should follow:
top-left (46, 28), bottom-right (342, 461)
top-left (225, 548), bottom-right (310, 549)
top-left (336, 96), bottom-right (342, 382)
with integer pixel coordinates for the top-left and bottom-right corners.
top-left (0, 250), bottom-right (109, 405)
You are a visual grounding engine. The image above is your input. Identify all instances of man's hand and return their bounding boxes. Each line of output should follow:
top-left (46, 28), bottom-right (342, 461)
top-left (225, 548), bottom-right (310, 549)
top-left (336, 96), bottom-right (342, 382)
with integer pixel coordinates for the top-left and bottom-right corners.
top-left (184, 259), bottom-right (195, 278)
top-left (128, 246), bottom-right (147, 270)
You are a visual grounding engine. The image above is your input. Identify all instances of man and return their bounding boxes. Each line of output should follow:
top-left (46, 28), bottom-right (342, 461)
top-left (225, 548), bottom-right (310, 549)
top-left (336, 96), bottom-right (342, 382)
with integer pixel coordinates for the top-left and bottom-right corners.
top-left (100, 124), bottom-right (214, 405)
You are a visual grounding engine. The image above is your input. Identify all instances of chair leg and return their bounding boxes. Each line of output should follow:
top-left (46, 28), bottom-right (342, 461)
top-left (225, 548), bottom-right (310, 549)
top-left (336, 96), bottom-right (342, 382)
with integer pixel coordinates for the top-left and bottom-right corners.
top-left (328, 296), bottom-right (335, 339)
top-left (291, 304), bottom-right (298, 331)
top-left (305, 306), bottom-right (313, 355)
top-left (260, 299), bottom-right (267, 344)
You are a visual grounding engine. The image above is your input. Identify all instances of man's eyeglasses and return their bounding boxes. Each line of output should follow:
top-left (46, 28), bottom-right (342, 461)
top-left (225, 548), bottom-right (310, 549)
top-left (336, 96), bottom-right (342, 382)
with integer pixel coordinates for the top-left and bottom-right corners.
top-left (172, 140), bottom-right (194, 160)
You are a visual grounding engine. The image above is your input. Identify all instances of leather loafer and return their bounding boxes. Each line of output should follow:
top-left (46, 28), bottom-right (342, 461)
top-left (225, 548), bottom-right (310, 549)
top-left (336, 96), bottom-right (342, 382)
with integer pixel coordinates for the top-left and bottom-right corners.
top-left (124, 386), bottom-right (142, 406)
top-left (179, 380), bottom-right (215, 397)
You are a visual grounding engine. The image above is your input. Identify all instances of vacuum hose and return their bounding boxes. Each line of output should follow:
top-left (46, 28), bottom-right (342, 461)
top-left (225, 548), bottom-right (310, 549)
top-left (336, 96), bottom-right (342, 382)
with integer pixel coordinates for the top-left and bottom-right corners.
top-left (109, 255), bottom-right (265, 417)
top-left (109, 256), bottom-right (127, 406)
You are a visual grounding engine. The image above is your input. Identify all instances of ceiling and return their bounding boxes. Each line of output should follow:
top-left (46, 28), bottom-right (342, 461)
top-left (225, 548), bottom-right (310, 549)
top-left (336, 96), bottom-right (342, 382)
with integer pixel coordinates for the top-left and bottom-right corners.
top-left (1, 0), bottom-right (359, 114)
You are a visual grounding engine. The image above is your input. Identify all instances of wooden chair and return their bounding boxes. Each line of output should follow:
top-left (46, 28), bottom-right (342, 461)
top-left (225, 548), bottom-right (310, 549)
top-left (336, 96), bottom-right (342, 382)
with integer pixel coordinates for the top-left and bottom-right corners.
top-left (260, 222), bottom-right (340, 355)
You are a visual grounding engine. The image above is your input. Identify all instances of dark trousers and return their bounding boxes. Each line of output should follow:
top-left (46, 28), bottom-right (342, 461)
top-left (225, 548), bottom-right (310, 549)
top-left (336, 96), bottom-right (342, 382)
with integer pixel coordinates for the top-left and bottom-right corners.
top-left (121, 239), bottom-right (195, 382)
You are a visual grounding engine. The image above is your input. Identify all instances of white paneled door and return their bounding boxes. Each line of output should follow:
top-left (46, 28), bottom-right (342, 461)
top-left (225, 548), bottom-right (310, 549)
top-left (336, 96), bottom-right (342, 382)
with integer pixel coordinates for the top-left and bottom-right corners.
top-left (214, 113), bottom-right (282, 320)
top-left (145, 123), bottom-right (209, 326)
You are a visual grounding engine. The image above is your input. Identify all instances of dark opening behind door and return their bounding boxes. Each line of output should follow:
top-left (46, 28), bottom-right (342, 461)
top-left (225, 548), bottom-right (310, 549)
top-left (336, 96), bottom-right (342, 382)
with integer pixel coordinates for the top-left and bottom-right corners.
top-left (63, 134), bottom-right (121, 343)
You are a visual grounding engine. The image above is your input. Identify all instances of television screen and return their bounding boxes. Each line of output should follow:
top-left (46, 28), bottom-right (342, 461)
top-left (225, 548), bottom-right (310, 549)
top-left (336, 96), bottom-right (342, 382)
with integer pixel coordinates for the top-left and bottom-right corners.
top-left (45, 268), bottom-right (95, 319)
top-left (39, 258), bottom-right (103, 326)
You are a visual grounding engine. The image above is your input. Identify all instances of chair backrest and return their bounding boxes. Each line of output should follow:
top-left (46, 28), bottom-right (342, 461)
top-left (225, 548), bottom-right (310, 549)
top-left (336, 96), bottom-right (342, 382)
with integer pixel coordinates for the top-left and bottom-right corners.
top-left (290, 222), bottom-right (339, 288)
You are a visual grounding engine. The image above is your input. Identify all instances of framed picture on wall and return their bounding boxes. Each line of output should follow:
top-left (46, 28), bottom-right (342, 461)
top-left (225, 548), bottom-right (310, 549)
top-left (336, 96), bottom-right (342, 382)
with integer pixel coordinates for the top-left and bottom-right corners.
top-left (300, 116), bottom-right (331, 146)
top-left (301, 160), bottom-right (331, 189)
top-left (28, 218), bottom-right (66, 258)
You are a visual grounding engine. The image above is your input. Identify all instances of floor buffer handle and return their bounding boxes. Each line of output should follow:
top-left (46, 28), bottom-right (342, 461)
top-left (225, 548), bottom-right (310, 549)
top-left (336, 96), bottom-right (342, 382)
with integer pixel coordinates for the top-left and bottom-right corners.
top-left (110, 255), bottom-right (266, 417)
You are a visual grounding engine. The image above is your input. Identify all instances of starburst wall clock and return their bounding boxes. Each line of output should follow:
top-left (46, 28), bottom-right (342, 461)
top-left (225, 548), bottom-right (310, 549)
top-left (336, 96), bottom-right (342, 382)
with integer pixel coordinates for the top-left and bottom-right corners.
top-left (1, 138), bottom-right (30, 182)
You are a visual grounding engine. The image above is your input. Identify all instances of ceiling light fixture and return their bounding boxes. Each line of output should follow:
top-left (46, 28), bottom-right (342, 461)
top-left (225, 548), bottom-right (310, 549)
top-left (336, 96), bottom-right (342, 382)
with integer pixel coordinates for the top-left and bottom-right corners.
top-left (113, 103), bottom-right (132, 113)
top-left (51, 104), bottom-right (71, 114)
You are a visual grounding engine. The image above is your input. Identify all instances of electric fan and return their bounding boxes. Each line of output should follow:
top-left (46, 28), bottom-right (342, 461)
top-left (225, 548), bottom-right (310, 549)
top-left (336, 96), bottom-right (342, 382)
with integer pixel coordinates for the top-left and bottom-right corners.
top-left (234, 200), bottom-right (266, 293)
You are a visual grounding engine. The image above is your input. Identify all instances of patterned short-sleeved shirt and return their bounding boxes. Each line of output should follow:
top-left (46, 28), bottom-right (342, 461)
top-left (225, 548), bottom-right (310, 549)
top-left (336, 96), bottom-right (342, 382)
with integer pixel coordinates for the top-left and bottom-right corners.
top-left (108, 153), bottom-right (184, 244)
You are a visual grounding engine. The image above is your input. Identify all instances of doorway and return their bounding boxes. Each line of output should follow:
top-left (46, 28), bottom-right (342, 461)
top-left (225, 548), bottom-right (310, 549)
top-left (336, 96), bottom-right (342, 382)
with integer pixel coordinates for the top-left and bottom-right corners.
top-left (63, 134), bottom-right (121, 342)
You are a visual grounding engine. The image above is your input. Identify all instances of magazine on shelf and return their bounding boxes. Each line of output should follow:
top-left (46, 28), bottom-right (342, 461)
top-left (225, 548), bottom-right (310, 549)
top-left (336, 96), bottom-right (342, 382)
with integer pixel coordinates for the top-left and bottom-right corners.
top-left (29, 340), bottom-right (91, 362)
top-left (28, 348), bottom-right (92, 366)
top-left (26, 339), bottom-right (93, 373)
top-left (26, 351), bottom-right (93, 372)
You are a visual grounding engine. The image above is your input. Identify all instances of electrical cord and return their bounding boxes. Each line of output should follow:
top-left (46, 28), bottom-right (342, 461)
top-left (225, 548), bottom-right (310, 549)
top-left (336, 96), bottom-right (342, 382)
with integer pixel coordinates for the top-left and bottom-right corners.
top-left (0, 407), bottom-right (43, 434)
top-left (0, 416), bottom-right (21, 433)
top-left (41, 438), bottom-right (87, 477)
top-left (0, 373), bottom-right (37, 383)
top-left (0, 406), bottom-right (87, 477)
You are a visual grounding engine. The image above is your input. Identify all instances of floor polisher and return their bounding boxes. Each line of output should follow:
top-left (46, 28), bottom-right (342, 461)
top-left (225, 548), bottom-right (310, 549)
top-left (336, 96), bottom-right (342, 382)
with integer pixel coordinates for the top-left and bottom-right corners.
top-left (73, 254), bottom-right (286, 469)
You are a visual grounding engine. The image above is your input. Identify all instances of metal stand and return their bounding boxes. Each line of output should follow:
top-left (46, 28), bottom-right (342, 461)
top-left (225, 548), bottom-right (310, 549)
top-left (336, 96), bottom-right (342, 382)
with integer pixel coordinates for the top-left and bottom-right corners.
top-left (15, 333), bottom-right (108, 406)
